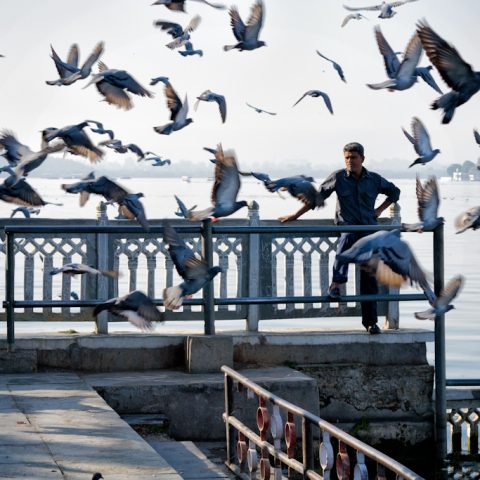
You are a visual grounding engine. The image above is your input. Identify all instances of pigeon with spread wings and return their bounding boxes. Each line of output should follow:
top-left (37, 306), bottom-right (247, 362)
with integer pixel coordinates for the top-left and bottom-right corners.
top-left (402, 117), bottom-right (440, 167)
top-left (154, 83), bottom-right (193, 135)
top-left (154, 15), bottom-right (201, 50)
top-left (343, 0), bottom-right (418, 19)
top-left (293, 90), bottom-right (333, 114)
top-left (187, 144), bottom-right (250, 221)
top-left (194, 90), bottom-right (226, 123)
top-left (163, 223), bottom-right (221, 310)
top-left (151, 0), bottom-right (225, 13)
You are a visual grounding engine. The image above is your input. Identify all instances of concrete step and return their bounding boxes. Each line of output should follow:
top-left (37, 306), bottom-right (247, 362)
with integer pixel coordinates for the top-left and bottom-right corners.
top-left (0, 372), bottom-right (182, 479)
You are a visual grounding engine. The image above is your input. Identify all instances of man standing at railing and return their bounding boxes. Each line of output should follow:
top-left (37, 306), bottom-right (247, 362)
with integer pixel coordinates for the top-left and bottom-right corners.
top-left (279, 142), bottom-right (400, 334)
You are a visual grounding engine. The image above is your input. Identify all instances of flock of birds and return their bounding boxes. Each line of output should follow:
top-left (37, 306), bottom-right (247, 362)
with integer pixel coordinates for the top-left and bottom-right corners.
top-left (1, 0), bottom-right (480, 335)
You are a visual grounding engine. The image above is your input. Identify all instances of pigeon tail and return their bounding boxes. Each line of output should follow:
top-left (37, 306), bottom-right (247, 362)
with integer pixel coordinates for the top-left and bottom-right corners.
top-left (100, 270), bottom-right (120, 278)
top-left (414, 308), bottom-right (436, 320)
top-left (431, 91), bottom-right (458, 124)
top-left (366, 80), bottom-right (397, 90)
top-left (163, 286), bottom-right (184, 310)
top-left (223, 44), bottom-right (237, 51)
top-left (187, 206), bottom-right (214, 221)
top-left (408, 158), bottom-right (424, 168)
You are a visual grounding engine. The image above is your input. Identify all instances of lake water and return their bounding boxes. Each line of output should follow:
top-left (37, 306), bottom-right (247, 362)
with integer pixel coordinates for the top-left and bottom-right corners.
top-left (0, 176), bottom-right (479, 379)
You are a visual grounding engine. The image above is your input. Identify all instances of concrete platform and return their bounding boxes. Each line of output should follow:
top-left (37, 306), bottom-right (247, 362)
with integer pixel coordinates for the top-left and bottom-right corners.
top-left (0, 372), bottom-right (182, 479)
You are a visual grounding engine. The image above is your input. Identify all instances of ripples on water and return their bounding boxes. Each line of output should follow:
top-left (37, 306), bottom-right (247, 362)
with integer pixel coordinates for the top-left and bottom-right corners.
top-left (0, 177), bottom-right (479, 379)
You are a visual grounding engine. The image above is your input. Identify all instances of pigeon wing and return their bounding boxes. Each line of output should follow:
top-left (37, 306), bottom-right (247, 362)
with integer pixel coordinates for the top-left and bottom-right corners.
top-left (164, 223), bottom-right (197, 278)
top-left (417, 20), bottom-right (477, 92)
top-left (374, 26), bottom-right (400, 78)
top-left (80, 41), bottom-right (104, 76)
top-left (343, 3), bottom-right (382, 12)
top-left (229, 6), bottom-right (246, 41)
top-left (396, 32), bottom-right (422, 80)
top-left (435, 275), bottom-right (464, 309)
top-left (165, 83), bottom-right (183, 121)
top-left (244, 0), bottom-right (264, 42)
top-left (411, 117), bottom-right (433, 157)
top-left (67, 44), bottom-right (79, 68)
top-left (319, 91), bottom-right (334, 114)
top-left (417, 176), bottom-right (439, 223)
top-left (211, 145), bottom-right (241, 206)
top-left (96, 81), bottom-right (133, 110)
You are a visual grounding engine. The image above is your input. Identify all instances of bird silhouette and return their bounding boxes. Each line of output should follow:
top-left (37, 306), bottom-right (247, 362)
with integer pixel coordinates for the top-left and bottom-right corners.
top-left (50, 263), bottom-right (119, 278)
top-left (455, 207), bottom-right (480, 234)
top-left (402, 176), bottom-right (443, 232)
top-left (316, 51), bottom-right (346, 82)
top-left (87, 120), bottom-right (115, 140)
top-left (42, 121), bottom-right (104, 163)
top-left (10, 207), bottom-right (40, 218)
top-left (0, 176), bottom-right (60, 208)
top-left (143, 152), bottom-right (172, 166)
top-left (154, 15), bottom-right (201, 50)
top-left (414, 275), bottom-right (464, 320)
top-left (117, 193), bottom-right (150, 231)
top-left (84, 61), bottom-right (153, 110)
top-left (343, 0), bottom-right (418, 19)
top-left (367, 27), bottom-right (422, 91)
top-left (150, 76), bottom-right (170, 86)
top-left (245, 102), bottom-right (276, 115)
top-left (46, 41), bottom-right (104, 86)
top-left (154, 83), bottom-right (193, 135)
top-left (178, 41), bottom-right (203, 57)
top-left (402, 117), bottom-right (440, 167)
top-left (293, 90), bottom-right (333, 114)
top-left (417, 20), bottom-right (480, 124)
top-left (337, 230), bottom-right (436, 304)
top-left (151, 0), bottom-right (225, 13)
top-left (188, 143), bottom-right (250, 221)
top-left (99, 139), bottom-right (144, 160)
top-left (94, 290), bottom-right (162, 331)
top-left (224, 0), bottom-right (266, 52)
top-left (341, 13), bottom-right (367, 27)
top-left (174, 195), bottom-right (197, 218)
top-left (91, 474), bottom-right (103, 480)
top-left (194, 90), bottom-right (226, 123)
top-left (162, 223), bottom-right (222, 310)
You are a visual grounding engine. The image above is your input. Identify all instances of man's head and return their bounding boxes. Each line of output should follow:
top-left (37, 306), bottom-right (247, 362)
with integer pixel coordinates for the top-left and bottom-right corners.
top-left (343, 142), bottom-right (365, 177)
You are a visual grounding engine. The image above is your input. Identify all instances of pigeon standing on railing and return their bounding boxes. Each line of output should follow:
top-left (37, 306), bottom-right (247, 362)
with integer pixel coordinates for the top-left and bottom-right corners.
top-left (194, 90), bottom-right (226, 123)
top-left (93, 291), bottom-right (162, 331)
top-left (84, 61), bottom-right (153, 110)
top-left (163, 223), bottom-right (222, 310)
top-left (402, 176), bottom-right (443, 232)
top-left (402, 117), bottom-right (440, 167)
top-left (154, 83), bottom-right (193, 135)
top-left (187, 143), bottom-right (250, 221)
top-left (224, 0), bottom-right (266, 52)
top-left (46, 41), bottom-right (104, 86)
top-left (417, 20), bottom-right (480, 124)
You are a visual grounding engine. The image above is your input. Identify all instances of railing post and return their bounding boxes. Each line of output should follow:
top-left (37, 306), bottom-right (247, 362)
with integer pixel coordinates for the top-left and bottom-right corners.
top-left (224, 372), bottom-right (235, 466)
top-left (385, 203), bottom-right (401, 329)
top-left (302, 417), bottom-right (314, 473)
top-left (5, 232), bottom-right (15, 352)
top-left (95, 202), bottom-right (109, 334)
top-left (201, 218), bottom-right (215, 335)
top-left (433, 223), bottom-right (446, 462)
top-left (247, 201), bottom-right (260, 332)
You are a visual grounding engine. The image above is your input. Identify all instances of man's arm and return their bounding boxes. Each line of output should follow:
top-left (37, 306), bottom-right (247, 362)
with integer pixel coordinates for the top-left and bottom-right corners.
top-left (376, 176), bottom-right (400, 218)
top-left (278, 203), bottom-right (311, 223)
top-left (374, 199), bottom-right (393, 218)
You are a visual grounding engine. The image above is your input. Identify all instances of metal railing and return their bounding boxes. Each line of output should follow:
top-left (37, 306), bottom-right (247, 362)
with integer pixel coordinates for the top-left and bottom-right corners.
top-left (222, 365), bottom-right (424, 480)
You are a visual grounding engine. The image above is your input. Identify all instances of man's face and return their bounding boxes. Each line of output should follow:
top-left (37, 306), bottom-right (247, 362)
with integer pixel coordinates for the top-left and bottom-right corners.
top-left (344, 150), bottom-right (364, 175)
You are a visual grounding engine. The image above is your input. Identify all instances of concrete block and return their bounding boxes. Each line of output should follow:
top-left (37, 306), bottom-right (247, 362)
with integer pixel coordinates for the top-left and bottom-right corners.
top-left (185, 335), bottom-right (233, 373)
top-left (0, 349), bottom-right (37, 373)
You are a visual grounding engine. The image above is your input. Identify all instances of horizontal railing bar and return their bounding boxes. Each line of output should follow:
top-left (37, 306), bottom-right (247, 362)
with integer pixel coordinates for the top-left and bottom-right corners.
top-left (4, 292), bottom-right (427, 309)
top-left (222, 366), bottom-right (423, 480)
top-left (446, 379), bottom-right (480, 387)
top-left (2, 223), bottom-right (433, 236)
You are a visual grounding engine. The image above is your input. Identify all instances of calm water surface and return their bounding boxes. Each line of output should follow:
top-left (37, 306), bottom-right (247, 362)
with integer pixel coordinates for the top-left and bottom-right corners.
top-left (0, 176), bottom-right (479, 379)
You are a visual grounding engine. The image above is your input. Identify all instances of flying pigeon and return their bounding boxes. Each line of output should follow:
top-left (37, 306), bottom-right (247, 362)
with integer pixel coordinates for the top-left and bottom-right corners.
top-left (0, 176), bottom-right (61, 208)
top-left (224, 0), bottom-right (266, 52)
top-left (174, 195), bottom-right (197, 218)
top-left (343, 0), bottom-right (419, 19)
top-left (414, 275), bottom-right (464, 320)
top-left (341, 13), bottom-right (367, 28)
top-left (84, 61), bottom-right (153, 110)
top-left (417, 20), bottom-right (480, 124)
top-left (93, 290), bottom-right (162, 331)
top-left (151, 0), bottom-right (226, 13)
top-left (245, 102), bottom-right (276, 115)
top-left (10, 207), bottom-right (40, 218)
top-left (402, 176), bottom-right (443, 232)
top-left (153, 83), bottom-right (193, 135)
top-left (162, 223), bottom-right (221, 310)
top-left (455, 206), bottom-right (480, 234)
top-left (402, 117), bottom-right (440, 167)
top-left (367, 28), bottom-right (422, 91)
top-left (187, 143), bottom-right (250, 221)
top-left (194, 90), bottom-right (226, 123)
top-left (50, 263), bottom-right (119, 278)
top-left (179, 41), bottom-right (203, 57)
top-left (154, 15), bottom-right (201, 50)
top-left (316, 50), bottom-right (346, 82)
top-left (46, 41), bottom-right (104, 86)
top-left (293, 90), bottom-right (333, 114)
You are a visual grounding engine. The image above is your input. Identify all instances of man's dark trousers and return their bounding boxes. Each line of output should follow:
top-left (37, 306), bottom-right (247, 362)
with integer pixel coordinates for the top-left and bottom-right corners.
top-left (332, 232), bottom-right (378, 329)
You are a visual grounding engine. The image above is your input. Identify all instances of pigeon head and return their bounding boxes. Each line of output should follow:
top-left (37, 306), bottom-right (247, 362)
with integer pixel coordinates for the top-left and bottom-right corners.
top-left (208, 266), bottom-right (222, 280)
top-left (258, 41), bottom-right (267, 48)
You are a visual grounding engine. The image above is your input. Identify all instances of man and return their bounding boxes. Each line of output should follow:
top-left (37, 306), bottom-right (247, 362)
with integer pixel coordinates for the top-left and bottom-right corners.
top-left (279, 142), bottom-right (400, 334)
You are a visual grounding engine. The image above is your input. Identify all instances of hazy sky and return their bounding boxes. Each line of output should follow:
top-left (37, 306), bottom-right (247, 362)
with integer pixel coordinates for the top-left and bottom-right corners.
top-left (1, 0), bottom-right (479, 174)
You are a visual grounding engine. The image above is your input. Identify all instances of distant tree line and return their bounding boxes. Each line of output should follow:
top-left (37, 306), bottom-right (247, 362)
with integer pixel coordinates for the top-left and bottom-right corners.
top-left (446, 160), bottom-right (479, 180)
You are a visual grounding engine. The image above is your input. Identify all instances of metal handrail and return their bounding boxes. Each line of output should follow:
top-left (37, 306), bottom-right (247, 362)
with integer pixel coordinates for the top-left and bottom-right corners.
top-left (222, 365), bottom-right (424, 480)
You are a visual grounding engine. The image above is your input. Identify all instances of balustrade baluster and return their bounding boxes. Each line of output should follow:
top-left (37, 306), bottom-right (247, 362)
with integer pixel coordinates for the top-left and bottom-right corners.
top-left (24, 254), bottom-right (34, 316)
top-left (61, 255), bottom-right (72, 315)
top-left (146, 256), bottom-right (156, 299)
top-left (467, 408), bottom-right (479, 454)
top-left (303, 251), bottom-right (313, 311)
top-left (42, 254), bottom-right (53, 315)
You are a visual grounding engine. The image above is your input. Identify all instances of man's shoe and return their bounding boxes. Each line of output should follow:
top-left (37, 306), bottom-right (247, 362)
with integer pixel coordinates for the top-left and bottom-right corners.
top-left (367, 324), bottom-right (382, 335)
top-left (328, 285), bottom-right (341, 299)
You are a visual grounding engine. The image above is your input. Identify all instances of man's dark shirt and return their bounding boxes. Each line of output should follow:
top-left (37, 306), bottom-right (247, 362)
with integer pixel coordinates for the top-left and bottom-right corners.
top-left (317, 167), bottom-right (400, 225)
